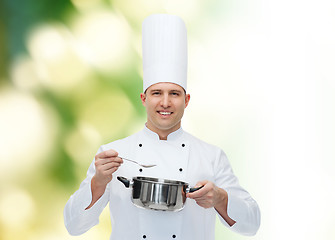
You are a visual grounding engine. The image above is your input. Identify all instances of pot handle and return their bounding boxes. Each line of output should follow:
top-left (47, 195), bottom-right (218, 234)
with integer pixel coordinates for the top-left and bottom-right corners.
top-left (117, 176), bottom-right (130, 188)
top-left (188, 185), bottom-right (204, 193)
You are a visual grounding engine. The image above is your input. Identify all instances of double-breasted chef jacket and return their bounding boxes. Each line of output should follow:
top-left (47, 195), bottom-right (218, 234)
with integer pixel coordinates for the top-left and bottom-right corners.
top-left (64, 126), bottom-right (261, 239)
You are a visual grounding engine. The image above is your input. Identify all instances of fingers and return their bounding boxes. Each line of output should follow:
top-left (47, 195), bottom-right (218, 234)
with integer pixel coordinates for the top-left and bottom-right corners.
top-left (102, 166), bottom-right (120, 176)
top-left (95, 149), bottom-right (123, 167)
top-left (95, 156), bottom-right (123, 170)
top-left (187, 180), bottom-right (210, 199)
top-left (96, 156), bottom-right (123, 165)
top-left (194, 199), bottom-right (213, 209)
top-left (96, 149), bottom-right (118, 159)
top-left (97, 158), bottom-right (121, 170)
top-left (93, 150), bottom-right (124, 185)
top-left (187, 181), bottom-right (217, 209)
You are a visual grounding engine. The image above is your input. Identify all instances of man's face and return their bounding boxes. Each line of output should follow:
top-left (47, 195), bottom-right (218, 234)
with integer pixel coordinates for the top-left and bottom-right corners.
top-left (141, 82), bottom-right (190, 137)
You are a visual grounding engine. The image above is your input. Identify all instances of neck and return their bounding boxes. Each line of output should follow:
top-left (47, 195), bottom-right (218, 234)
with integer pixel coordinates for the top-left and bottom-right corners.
top-left (145, 123), bottom-right (181, 140)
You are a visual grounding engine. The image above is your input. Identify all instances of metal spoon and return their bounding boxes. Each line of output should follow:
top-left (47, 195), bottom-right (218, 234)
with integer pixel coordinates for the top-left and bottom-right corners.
top-left (119, 156), bottom-right (157, 168)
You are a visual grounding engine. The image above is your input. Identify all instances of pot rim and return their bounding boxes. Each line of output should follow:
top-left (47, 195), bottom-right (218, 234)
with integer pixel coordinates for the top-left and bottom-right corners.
top-left (133, 176), bottom-right (187, 186)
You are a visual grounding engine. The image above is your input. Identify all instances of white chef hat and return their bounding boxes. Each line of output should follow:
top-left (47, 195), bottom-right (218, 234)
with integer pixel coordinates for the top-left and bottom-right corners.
top-left (142, 14), bottom-right (188, 92)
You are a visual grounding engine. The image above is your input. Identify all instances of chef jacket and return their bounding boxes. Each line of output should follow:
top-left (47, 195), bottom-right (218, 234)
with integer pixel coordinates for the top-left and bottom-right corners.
top-left (64, 126), bottom-right (260, 239)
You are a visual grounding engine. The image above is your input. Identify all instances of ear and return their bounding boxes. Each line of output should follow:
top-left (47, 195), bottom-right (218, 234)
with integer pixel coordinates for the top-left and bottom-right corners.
top-left (140, 93), bottom-right (146, 106)
top-left (184, 94), bottom-right (190, 108)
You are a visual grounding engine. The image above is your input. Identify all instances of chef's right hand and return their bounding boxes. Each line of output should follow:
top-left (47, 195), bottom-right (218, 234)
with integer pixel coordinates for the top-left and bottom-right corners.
top-left (94, 149), bottom-right (123, 186)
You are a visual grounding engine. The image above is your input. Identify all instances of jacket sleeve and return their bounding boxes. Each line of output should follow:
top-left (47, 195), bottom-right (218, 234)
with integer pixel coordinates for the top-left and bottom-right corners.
top-left (214, 149), bottom-right (261, 236)
top-left (63, 146), bottom-right (110, 236)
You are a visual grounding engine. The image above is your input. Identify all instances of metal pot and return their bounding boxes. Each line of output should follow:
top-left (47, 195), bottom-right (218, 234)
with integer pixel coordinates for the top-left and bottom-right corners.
top-left (117, 176), bottom-right (203, 212)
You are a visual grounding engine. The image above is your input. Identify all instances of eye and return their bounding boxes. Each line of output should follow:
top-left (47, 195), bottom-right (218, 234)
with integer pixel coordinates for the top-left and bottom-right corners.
top-left (152, 91), bottom-right (160, 95)
top-left (171, 92), bottom-right (180, 96)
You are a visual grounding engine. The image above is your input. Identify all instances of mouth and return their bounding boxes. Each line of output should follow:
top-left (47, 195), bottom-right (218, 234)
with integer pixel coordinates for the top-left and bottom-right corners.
top-left (157, 111), bottom-right (173, 116)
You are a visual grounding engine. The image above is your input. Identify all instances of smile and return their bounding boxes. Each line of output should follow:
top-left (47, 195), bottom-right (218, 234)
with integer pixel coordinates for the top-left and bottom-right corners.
top-left (158, 111), bottom-right (172, 115)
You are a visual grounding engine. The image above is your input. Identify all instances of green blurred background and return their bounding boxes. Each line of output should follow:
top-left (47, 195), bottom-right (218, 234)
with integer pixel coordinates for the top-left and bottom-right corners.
top-left (1, 0), bottom-right (334, 239)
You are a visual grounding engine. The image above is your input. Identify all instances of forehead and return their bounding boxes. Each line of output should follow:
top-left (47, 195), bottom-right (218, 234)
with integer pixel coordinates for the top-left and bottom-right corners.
top-left (146, 82), bottom-right (184, 92)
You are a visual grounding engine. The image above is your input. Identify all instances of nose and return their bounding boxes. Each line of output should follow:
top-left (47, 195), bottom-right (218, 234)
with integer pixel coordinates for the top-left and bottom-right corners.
top-left (160, 94), bottom-right (170, 108)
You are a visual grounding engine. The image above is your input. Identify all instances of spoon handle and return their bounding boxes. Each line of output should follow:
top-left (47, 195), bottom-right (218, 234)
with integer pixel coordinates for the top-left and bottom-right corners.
top-left (119, 156), bottom-right (137, 164)
top-left (118, 156), bottom-right (156, 168)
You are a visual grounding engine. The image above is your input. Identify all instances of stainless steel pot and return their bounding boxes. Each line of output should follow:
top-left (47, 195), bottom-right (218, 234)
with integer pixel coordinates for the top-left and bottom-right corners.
top-left (117, 176), bottom-right (203, 211)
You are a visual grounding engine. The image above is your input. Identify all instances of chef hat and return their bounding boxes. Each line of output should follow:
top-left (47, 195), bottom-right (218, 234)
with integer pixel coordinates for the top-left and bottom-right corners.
top-left (142, 14), bottom-right (188, 92)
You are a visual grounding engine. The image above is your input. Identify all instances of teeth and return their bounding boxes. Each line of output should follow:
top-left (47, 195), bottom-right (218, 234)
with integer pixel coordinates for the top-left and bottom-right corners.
top-left (160, 112), bottom-right (171, 115)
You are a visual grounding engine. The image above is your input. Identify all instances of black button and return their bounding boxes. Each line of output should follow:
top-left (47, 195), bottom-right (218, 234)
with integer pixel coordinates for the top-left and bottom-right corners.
top-left (179, 168), bottom-right (183, 172)
top-left (172, 235), bottom-right (176, 238)
top-left (181, 144), bottom-right (185, 147)
top-left (139, 168), bottom-right (143, 172)
top-left (139, 143), bottom-right (143, 147)
top-left (143, 235), bottom-right (146, 239)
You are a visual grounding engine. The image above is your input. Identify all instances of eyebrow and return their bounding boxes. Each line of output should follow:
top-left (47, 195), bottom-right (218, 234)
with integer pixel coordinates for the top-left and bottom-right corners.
top-left (170, 90), bottom-right (183, 94)
top-left (149, 89), bottom-right (183, 94)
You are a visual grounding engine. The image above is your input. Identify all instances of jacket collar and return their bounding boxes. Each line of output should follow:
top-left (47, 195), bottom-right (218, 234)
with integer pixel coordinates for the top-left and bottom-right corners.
top-left (143, 124), bottom-right (184, 141)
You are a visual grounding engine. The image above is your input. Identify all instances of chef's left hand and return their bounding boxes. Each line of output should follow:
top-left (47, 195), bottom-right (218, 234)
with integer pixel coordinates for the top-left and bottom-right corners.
top-left (187, 180), bottom-right (236, 226)
top-left (186, 180), bottom-right (226, 209)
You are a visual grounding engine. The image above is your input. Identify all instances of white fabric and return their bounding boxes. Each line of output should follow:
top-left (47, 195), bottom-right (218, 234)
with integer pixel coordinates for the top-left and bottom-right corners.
top-left (142, 14), bottom-right (188, 92)
top-left (64, 126), bottom-right (260, 239)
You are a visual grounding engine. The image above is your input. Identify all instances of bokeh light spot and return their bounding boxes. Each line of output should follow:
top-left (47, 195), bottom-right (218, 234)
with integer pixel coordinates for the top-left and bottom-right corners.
top-left (0, 188), bottom-right (35, 229)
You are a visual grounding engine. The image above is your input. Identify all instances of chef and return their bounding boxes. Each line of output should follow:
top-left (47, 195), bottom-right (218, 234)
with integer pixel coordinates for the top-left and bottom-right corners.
top-left (64, 14), bottom-right (260, 239)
